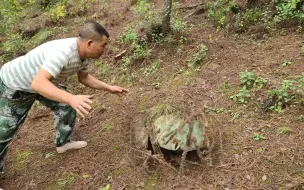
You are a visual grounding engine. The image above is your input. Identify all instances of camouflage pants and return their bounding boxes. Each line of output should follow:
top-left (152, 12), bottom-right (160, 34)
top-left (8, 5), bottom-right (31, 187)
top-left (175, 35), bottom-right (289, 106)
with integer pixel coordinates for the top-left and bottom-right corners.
top-left (0, 79), bottom-right (76, 173)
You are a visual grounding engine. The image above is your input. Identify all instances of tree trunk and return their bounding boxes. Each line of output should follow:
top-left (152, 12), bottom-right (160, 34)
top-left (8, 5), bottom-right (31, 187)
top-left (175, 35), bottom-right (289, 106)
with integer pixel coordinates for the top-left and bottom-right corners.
top-left (162, 0), bottom-right (173, 35)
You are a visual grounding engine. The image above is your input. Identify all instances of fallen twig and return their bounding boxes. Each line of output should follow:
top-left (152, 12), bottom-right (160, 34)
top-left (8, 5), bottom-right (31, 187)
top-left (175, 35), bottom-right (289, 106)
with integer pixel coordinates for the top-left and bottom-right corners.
top-left (114, 50), bottom-right (127, 60)
top-left (183, 8), bottom-right (205, 19)
top-left (178, 3), bottom-right (204, 10)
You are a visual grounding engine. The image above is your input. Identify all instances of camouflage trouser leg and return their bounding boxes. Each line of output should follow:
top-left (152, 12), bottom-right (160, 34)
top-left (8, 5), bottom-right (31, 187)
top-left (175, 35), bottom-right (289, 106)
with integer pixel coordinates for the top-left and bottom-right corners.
top-left (36, 85), bottom-right (76, 147)
top-left (0, 81), bottom-right (36, 174)
top-left (0, 81), bottom-right (76, 173)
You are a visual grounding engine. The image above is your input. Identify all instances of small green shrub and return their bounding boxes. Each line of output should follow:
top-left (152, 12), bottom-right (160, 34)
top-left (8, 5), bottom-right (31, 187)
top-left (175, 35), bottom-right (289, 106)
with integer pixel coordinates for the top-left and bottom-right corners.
top-left (2, 33), bottom-right (26, 60)
top-left (267, 80), bottom-right (296, 112)
top-left (172, 18), bottom-right (187, 33)
top-left (99, 184), bottom-right (110, 190)
top-left (171, 18), bottom-right (193, 45)
top-left (49, 4), bottom-right (67, 22)
top-left (67, 0), bottom-right (97, 16)
top-left (242, 9), bottom-right (266, 24)
top-left (274, 0), bottom-right (304, 24)
top-left (25, 29), bottom-right (55, 50)
top-left (0, 0), bottom-right (24, 34)
top-left (99, 63), bottom-right (109, 77)
top-left (206, 0), bottom-right (237, 29)
top-left (253, 133), bottom-right (266, 141)
top-left (13, 150), bottom-right (32, 169)
top-left (57, 172), bottom-right (77, 189)
top-left (122, 56), bottom-right (131, 67)
top-left (37, 0), bottom-right (61, 9)
top-left (277, 127), bottom-right (292, 135)
top-left (134, 0), bottom-right (153, 20)
top-left (188, 44), bottom-right (208, 68)
top-left (298, 72), bottom-right (304, 88)
top-left (230, 71), bottom-right (267, 104)
top-left (132, 38), bottom-right (150, 59)
top-left (119, 27), bottom-right (150, 64)
top-left (143, 62), bottom-right (160, 76)
top-left (236, 8), bottom-right (270, 30)
top-left (301, 42), bottom-right (304, 54)
top-left (230, 86), bottom-right (251, 104)
top-left (282, 60), bottom-right (293, 67)
top-left (119, 26), bottom-right (138, 44)
top-left (240, 71), bottom-right (267, 89)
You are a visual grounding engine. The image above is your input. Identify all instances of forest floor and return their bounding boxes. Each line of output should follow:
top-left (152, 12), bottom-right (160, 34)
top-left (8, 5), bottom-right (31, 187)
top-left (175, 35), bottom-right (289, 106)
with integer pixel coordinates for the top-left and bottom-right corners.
top-left (1, 0), bottom-right (304, 189)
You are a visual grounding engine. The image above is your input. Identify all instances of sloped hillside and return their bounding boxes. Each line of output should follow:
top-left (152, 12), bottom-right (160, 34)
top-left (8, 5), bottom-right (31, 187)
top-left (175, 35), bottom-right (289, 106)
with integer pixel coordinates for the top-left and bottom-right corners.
top-left (0, 0), bottom-right (304, 189)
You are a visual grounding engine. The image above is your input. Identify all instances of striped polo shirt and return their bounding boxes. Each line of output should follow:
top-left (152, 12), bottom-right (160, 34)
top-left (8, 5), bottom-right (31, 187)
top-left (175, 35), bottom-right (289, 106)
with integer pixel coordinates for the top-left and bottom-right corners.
top-left (0, 38), bottom-right (88, 93)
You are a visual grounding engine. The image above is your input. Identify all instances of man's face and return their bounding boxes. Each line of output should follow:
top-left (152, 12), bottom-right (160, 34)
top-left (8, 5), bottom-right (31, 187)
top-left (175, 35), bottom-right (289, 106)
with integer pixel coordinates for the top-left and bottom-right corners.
top-left (87, 35), bottom-right (108, 58)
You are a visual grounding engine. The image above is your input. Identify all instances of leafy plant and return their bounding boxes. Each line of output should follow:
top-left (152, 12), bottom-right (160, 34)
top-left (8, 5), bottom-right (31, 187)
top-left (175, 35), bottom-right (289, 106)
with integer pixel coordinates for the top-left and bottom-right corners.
top-left (240, 71), bottom-right (267, 89)
top-left (2, 33), bottom-right (26, 60)
top-left (0, 0), bottom-right (24, 34)
top-left (172, 18), bottom-right (187, 33)
top-left (188, 44), bottom-right (208, 68)
top-left (301, 42), bottom-right (304, 54)
top-left (242, 8), bottom-right (266, 24)
top-left (122, 56), bottom-right (131, 68)
top-left (170, 18), bottom-right (193, 45)
top-left (99, 184), bottom-right (110, 190)
top-left (143, 62), bottom-right (160, 76)
top-left (274, 0), bottom-right (304, 24)
top-left (257, 147), bottom-right (264, 153)
top-left (119, 26), bottom-right (138, 44)
top-left (205, 0), bottom-right (237, 29)
top-left (49, 2), bottom-right (67, 23)
top-left (230, 86), bottom-right (251, 104)
top-left (121, 56), bottom-right (132, 75)
top-left (277, 127), bottom-right (292, 135)
top-left (231, 111), bottom-right (241, 121)
top-left (132, 38), bottom-right (150, 59)
top-left (82, 173), bottom-right (89, 179)
top-left (267, 80), bottom-right (296, 112)
top-left (99, 64), bottom-right (109, 77)
top-left (13, 150), bottom-right (32, 169)
top-left (25, 29), bottom-right (55, 50)
top-left (57, 172), bottom-right (77, 188)
top-left (253, 133), bottom-right (266, 141)
top-left (282, 60), bottom-right (293, 67)
top-left (298, 72), bottom-right (304, 88)
top-left (134, 0), bottom-right (152, 20)
top-left (100, 122), bottom-right (114, 132)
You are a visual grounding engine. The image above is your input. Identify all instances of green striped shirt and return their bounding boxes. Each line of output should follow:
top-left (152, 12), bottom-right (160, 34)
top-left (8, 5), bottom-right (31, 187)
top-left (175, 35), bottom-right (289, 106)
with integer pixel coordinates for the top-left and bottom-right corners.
top-left (0, 38), bottom-right (88, 93)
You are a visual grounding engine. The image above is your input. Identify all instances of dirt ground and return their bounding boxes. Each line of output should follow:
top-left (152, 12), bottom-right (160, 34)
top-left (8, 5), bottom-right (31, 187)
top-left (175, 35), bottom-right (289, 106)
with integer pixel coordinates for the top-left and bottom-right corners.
top-left (1, 0), bottom-right (304, 189)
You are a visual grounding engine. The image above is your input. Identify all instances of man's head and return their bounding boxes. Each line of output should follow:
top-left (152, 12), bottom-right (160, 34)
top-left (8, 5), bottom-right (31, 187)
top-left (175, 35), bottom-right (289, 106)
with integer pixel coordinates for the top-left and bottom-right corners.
top-left (78, 21), bottom-right (109, 59)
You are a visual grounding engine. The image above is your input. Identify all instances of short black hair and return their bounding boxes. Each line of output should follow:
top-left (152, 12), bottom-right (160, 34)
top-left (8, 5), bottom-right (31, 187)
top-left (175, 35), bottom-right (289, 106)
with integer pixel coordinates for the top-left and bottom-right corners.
top-left (79, 21), bottom-right (110, 40)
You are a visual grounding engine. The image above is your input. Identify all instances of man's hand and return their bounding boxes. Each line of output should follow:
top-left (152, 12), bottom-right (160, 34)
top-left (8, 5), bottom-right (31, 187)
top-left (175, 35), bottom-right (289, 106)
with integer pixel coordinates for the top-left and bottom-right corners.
top-left (108, 85), bottom-right (129, 94)
top-left (68, 95), bottom-right (93, 118)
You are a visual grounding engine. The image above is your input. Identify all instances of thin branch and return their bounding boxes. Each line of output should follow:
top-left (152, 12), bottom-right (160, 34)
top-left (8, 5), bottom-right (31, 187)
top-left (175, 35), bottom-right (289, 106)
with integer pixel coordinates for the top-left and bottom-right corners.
top-left (129, 146), bottom-right (178, 173)
top-left (178, 3), bottom-right (204, 10)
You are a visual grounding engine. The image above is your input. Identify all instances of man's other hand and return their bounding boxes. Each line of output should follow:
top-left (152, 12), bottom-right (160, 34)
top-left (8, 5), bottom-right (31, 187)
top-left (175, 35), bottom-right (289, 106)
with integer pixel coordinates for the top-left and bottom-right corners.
top-left (69, 95), bottom-right (93, 118)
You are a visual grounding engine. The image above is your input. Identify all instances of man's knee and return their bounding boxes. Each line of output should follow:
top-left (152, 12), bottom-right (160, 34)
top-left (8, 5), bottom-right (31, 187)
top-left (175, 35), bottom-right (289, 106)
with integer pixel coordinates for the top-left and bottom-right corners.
top-left (60, 104), bottom-right (76, 116)
top-left (0, 116), bottom-right (18, 141)
top-left (55, 104), bottom-right (76, 125)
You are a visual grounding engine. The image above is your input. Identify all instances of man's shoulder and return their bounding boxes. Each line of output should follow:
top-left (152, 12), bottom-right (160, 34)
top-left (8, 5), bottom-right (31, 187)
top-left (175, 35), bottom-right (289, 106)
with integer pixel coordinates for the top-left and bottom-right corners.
top-left (34, 38), bottom-right (77, 58)
top-left (45, 38), bottom-right (77, 51)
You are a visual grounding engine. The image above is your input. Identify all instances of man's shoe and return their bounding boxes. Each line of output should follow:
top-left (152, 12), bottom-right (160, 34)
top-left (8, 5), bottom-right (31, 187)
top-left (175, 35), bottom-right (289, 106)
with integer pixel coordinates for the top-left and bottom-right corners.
top-left (56, 141), bottom-right (87, 153)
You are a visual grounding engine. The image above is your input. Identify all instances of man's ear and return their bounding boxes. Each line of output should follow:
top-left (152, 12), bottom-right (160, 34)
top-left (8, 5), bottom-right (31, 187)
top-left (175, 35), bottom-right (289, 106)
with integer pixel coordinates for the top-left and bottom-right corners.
top-left (87, 40), bottom-right (93, 49)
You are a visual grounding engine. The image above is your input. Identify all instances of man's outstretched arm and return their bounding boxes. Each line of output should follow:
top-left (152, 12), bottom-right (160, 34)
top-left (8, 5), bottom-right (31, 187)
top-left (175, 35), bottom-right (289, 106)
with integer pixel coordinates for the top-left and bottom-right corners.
top-left (77, 71), bottom-right (129, 93)
top-left (32, 69), bottom-right (93, 117)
